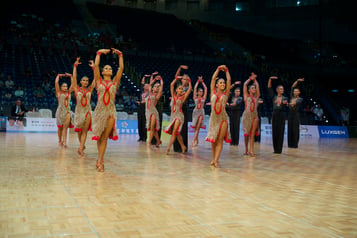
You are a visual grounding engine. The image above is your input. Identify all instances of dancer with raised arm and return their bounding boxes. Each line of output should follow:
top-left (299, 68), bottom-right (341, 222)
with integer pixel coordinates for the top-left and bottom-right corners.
top-left (55, 72), bottom-right (74, 148)
top-left (164, 76), bottom-right (192, 154)
top-left (137, 75), bottom-right (150, 142)
top-left (92, 48), bottom-right (124, 172)
top-left (72, 57), bottom-right (96, 156)
top-left (288, 78), bottom-right (304, 148)
top-left (205, 65), bottom-right (231, 167)
top-left (229, 81), bottom-right (242, 146)
top-left (241, 73), bottom-right (260, 156)
top-left (268, 76), bottom-right (288, 154)
top-left (191, 76), bottom-right (207, 147)
top-left (173, 65), bottom-right (190, 152)
top-left (146, 72), bottom-right (163, 148)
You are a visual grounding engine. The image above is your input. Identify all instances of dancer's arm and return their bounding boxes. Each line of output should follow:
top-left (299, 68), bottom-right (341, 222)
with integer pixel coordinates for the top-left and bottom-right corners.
top-left (111, 48), bottom-right (124, 88)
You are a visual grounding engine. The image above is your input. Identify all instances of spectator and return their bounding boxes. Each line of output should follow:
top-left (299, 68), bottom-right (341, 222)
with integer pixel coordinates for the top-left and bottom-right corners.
top-left (116, 99), bottom-right (124, 111)
top-left (14, 86), bottom-right (24, 98)
top-left (8, 99), bottom-right (28, 127)
top-left (312, 104), bottom-right (324, 125)
top-left (5, 75), bottom-right (15, 89)
top-left (4, 89), bottom-right (13, 99)
top-left (340, 106), bottom-right (350, 126)
top-left (41, 78), bottom-right (52, 92)
top-left (33, 86), bottom-right (45, 98)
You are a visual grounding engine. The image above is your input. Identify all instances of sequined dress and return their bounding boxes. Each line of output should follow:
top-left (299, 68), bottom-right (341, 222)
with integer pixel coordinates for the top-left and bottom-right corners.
top-left (164, 95), bottom-right (184, 135)
top-left (205, 91), bottom-right (231, 143)
top-left (145, 93), bottom-right (160, 131)
top-left (191, 98), bottom-right (206, 129)
top-left (55, 91), bottom-right (73, 128)
top-left (242, 95), bottom-right (259, 137)
top-left (74, 87), bottom-right (92, 132)
top-left (92, 79), bottom-right (118, 140)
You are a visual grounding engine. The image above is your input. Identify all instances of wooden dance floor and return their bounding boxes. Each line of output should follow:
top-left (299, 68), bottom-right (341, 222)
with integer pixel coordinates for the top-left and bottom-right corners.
top-left (0, 131), bottom-right (356, 237)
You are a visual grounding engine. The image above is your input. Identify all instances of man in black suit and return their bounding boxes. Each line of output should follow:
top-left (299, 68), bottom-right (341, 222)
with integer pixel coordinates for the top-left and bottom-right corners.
top-left (8, 99), bottom-right (27, 127)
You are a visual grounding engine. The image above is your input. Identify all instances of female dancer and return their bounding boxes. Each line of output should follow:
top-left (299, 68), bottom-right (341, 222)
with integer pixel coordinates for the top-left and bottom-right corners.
top-left (72, 57), bottom-right (96, 156)
top-left (288, 78), bottom-right (304, 148)
top-left (268, 76), bottom-right (288, 154)
top-left (205, 65), bottom-right (231, 167)
top-left (92, 48), bottom-right (124, 172)
top-left (146, 72), bottom-right (163, 147)
top-left (173, 65), bottom-right (190, 152)
top-left (229, 81), bottom-right (242, 146)
top-left (55, 72), bottom-right (74, 148)
top-left (241, 73), bottom-right (260, 156)
top-left (164, 76), bottom-right (192, 154)
top-left (191, 76), bottom-right (207, 147)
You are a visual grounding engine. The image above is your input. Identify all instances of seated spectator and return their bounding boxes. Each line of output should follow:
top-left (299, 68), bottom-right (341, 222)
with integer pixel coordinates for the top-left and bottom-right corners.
top-left (41, 78), bottom-right (52, 92)
top-left (5, 75), bottom-right (15, 89)
top-left (116, 99), bottom-right (125, 111)
top-left (33, 86), bottom-right (45, 98)
top-left (8, 99), bottom-right (28, 127)
top-left (14, 86), bottom-right (24, 98)
top-left (4, 90), bottom-right (13, 99)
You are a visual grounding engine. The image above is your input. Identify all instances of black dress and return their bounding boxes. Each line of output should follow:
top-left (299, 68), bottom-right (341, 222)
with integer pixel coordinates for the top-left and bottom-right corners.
top-left (288, 89), bottom-right (303, 148)
top-left (229, 96), bottom-right (243, 145)
top-left (269, 88), bottom-right (288, 154)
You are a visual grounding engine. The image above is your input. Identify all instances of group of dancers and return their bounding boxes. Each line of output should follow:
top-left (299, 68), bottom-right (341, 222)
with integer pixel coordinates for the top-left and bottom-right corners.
top-left (54, 48), bottom-right (304, 171)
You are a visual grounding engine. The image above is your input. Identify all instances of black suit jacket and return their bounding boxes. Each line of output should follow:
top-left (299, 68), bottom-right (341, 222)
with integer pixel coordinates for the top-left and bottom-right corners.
top-left (11, 104), bottom-right (27, 118)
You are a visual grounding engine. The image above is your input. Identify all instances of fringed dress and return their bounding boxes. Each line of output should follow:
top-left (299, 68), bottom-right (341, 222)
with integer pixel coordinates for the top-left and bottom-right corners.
top-left (242, 95), bottom-right (259, 137)
top-left (145, 93), bottom-right (160, 132)
top-left (191, 98), bottom-right (206, 129)
top-left (74, 87), bottom-right (92, 132)
top-left (164, 95), bottom-right (184, 135)
top-left (91, 79), bottom-right (118, 141)
top-left (55, 91), bottom-right (74, 128)
top-left (205, 90), bottom-right (231, 143)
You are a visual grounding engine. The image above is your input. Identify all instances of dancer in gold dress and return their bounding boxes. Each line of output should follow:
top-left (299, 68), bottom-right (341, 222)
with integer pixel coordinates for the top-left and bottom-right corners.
top-left (72, 57), bottom-right (96, 156)
top-left (55, 72), bottom-right (74, 148)
top-left (191, 76), bottom-right (207, 147)
top-left (205, 65), bottom-right (231, 167)
top-left (164, 76), bottom-right (192, 154)
top-left (241, 72), bottom-right (260, 156)
top-left (92, 48), bottom-right (124, 172)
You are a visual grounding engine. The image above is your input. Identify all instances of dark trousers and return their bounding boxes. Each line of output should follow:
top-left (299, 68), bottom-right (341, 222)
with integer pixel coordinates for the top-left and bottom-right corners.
top-left (254, 116), bottom-right (261, 142)
top-left (288, 112), bottom-right (300, 148)
top-left (174, 103), bottom-right (188, 152)
top-left (272, 110), bottom-right (286, 153)
top-left (151, 101), bottom-right (163, 145)
top-left (229, 110), bottom-right (241, 145)
top-left (137, 103), bottom-right (147, 141)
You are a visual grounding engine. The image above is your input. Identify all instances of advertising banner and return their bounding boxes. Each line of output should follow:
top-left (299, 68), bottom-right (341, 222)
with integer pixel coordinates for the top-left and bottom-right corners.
top-left (6, 117), bottom-right (57, 132)
top-left (318, 126), bottom-right (349, 138)
top-left (116, 120), bottom-right (139, 134)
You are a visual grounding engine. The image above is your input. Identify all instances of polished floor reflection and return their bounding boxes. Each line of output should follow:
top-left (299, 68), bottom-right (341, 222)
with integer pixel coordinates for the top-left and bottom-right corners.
top-left (0, 132), bottom-right (356, 237)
